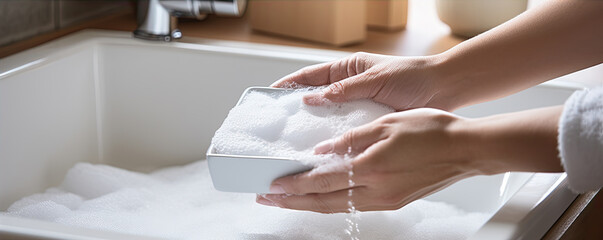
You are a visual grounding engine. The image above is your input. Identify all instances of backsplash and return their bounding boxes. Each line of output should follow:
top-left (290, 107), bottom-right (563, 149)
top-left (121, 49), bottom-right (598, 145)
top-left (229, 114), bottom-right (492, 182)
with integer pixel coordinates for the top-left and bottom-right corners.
top-left (0, 0), bottom-right (132, 46)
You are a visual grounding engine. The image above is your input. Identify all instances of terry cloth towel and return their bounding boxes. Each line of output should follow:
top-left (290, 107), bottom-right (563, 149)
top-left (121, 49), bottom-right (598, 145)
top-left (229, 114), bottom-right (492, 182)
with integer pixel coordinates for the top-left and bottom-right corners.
top-left (559, 86), bottom-right (603, 193)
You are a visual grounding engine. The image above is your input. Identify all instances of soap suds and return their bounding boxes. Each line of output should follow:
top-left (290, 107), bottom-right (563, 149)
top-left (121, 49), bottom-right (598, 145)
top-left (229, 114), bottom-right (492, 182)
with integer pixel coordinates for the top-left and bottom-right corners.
top-left (2, 88), bottom-right (490, 239)
top-left (211, 88), bottom-right (394, 165)
top-left (3, 161), bottom-right (490, 240)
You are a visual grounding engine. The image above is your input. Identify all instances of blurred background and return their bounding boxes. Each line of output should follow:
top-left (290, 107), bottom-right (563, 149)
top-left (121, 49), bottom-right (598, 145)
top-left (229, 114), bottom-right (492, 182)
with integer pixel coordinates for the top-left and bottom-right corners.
top-left (0, 0), bottom-right (549, 57)
top-left (0, 0), bottom-right (132, 47)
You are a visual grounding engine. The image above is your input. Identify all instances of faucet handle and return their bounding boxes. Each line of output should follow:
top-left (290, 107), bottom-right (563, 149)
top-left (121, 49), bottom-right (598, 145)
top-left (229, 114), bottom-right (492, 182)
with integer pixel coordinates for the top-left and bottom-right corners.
top-left (134, 0), bottom-right (247, 42)
top-left (211, 0), bottom-right (247, 16)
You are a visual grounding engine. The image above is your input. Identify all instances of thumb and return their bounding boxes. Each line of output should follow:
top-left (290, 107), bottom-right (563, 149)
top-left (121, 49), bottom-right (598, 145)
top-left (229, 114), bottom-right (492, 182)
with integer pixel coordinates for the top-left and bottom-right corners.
top-left (303, 74), bottom-right (373, 105)
top-left (314, 122), bottom-right (385, 155)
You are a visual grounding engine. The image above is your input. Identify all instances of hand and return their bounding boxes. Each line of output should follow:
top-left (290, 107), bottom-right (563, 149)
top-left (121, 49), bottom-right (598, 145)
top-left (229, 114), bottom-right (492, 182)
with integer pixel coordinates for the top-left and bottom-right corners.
top-left (256, 108), bottom-right (482, 213)
top-left (256, 106), bottom-right (564, 213)
top-left (271, 0), bottom-right (603, 112)
top-left (270, 52), bottom-right (458, 111)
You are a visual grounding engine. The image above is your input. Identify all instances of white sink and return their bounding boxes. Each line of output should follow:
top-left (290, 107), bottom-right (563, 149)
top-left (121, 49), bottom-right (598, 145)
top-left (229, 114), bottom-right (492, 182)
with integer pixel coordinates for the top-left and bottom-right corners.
top-left (0, 30), bottom-right (591, 239)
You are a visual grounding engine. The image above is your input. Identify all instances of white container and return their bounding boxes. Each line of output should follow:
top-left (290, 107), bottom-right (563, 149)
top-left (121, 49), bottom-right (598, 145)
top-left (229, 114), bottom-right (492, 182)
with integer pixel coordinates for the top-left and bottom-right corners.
top-left (207, 87), bottom-right (313, 193)
top-left (436, 0), bottom-right (528, 37)
top-left (0, 30), bottom-right (592, 239)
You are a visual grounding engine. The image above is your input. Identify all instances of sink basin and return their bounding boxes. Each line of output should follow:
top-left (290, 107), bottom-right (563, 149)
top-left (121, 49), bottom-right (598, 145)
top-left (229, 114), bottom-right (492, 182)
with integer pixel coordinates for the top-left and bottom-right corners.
top-left (0, 30), bottom-right (591, 239)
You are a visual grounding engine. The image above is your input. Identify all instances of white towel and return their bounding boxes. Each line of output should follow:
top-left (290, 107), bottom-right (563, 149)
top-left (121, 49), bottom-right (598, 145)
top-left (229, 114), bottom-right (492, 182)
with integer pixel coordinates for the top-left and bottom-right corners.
top-left (558, 86), bottom-right (603, 193)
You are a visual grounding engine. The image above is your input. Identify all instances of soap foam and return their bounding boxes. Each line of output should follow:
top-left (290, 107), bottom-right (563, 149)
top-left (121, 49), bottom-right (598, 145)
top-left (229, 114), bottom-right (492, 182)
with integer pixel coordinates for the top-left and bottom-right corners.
top-left (3, 162), bottom-right (490, 239)
top-left (2, 88), bottom-right (490, 239)
top-left (211, 88), bottom-right (395, 164)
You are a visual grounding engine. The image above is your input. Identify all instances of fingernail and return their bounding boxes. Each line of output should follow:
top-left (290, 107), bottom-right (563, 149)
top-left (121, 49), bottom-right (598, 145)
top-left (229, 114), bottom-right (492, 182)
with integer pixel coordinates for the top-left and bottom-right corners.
top-left (269, 184), bottom-right (286, 194)
top-left (314, 139), bottom-right (334, 154)
top-left (303, 93), bottom-right (326, 105)
top-left (256, 195), bottom-right (276, 206)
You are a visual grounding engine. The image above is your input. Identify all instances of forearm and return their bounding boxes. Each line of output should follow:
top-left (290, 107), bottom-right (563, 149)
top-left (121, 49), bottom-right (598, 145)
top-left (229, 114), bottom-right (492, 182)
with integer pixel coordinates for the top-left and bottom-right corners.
top-left (454, 106), bottom-right (564, 175)
top-left (431, 0), bottom-right (603, 110)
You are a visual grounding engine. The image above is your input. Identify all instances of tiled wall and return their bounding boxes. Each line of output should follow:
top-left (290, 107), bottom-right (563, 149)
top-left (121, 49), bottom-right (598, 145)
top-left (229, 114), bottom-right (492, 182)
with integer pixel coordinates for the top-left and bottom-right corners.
top-left (0, 0), bottom-right (132, 46)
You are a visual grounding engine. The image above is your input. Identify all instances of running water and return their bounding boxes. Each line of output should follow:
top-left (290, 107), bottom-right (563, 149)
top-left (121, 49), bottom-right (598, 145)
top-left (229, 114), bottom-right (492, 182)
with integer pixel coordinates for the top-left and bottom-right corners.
top-left (344, 147), bottom-right (360, 240)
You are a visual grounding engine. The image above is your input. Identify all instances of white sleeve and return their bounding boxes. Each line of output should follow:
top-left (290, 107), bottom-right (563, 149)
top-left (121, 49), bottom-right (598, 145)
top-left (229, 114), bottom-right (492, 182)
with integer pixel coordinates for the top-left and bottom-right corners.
top-left (558, 86), bottom-right (603, 193)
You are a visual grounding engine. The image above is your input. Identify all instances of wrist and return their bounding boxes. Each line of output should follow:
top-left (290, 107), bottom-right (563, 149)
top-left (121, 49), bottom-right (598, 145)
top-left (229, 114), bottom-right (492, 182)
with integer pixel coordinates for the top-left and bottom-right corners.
top-left (456, 106), bottom-right (564, 175)
top-left (424, 52), bottom-right (473, 112)
top-left (447, 116), bottom-right (507, 176)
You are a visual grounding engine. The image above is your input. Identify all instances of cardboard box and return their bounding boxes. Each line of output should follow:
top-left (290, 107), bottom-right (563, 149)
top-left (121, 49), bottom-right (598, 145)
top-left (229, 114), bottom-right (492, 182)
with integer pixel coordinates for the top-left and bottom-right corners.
top-left (367, 0), bottom-right (408, 31)
top-left (248, 0), bottom-right (366, 46)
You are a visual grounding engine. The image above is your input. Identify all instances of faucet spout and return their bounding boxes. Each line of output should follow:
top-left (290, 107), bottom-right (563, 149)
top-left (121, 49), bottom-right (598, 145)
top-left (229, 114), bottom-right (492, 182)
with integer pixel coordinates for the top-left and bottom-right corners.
top-left (134, 0), bottom-right (174, 41)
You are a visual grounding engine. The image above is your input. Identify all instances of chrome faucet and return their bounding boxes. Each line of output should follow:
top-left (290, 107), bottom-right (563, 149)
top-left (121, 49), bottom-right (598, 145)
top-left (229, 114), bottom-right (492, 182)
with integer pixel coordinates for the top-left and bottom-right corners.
top-left (134, 0), bottom-right (247, 41)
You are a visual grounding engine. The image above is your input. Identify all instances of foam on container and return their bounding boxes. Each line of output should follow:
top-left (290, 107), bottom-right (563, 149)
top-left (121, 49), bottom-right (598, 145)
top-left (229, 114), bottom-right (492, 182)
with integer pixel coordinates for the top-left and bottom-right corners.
top-left (207, 87), bottom-right (394, 193)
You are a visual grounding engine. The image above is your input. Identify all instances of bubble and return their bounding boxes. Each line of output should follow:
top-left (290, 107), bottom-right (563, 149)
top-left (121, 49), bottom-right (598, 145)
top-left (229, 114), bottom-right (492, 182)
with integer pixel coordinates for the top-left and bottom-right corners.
top-left (4, 161), bottom-right (490, 240)
top-left (3, 88), bottom-right (490, 239)
top-left (211, 88), bottom-right (394, 165)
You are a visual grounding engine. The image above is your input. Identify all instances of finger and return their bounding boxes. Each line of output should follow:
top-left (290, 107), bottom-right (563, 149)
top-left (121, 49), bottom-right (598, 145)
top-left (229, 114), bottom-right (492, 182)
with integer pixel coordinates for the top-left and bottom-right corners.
top-left (270, 56), bottom-right (359, 88)
top-left (257, 188), bottom-right (359, 213)
top-left (270, 163), bottom-right (357, 195)
top-left (314, 122), bottom-right (386, 155)
top-left (302, 73), bottom-right (376, 106)
top-left (270, 62), bottom-right (334, 88)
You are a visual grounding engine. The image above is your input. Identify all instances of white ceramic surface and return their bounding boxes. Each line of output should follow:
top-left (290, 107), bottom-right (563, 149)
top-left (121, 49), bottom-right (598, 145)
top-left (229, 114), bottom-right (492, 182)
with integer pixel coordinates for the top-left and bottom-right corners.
top-left (0, 30), bottom-right (595, 239)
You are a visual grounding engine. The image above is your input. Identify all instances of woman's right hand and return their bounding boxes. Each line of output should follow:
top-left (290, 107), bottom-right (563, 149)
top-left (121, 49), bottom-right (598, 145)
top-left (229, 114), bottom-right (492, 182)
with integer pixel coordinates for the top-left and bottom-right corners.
top-left (271, 52), bottom-right (458, 111)
top-left (257, 105), bottom-right (565, 213)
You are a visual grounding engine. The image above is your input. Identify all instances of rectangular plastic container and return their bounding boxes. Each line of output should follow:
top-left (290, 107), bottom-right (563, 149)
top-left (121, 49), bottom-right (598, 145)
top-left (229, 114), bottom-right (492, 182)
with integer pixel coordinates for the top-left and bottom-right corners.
top-left (207, 87), bottom-right (314, 193)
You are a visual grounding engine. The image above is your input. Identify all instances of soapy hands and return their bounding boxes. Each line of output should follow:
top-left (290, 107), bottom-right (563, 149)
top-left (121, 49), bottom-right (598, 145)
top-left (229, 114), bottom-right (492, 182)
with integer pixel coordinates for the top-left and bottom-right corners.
top-left (261, 52), bottom-right (470, 213)
top-left (256, 109), bottom-right (483, 213)
top-left (261, 53), bottom-right (472, 213)
top-left (270, 52), bottom-right (456, 111)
